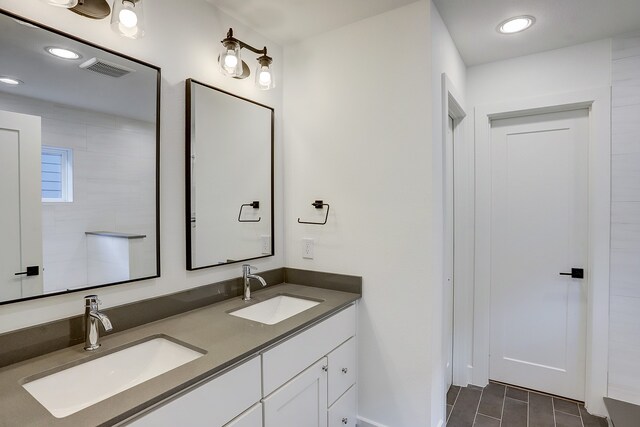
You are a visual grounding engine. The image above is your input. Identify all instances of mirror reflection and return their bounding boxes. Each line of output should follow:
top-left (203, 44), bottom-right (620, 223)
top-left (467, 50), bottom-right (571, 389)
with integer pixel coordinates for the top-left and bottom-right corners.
top-left (0, 11), bottom-right (160, 304)
top-left (186, 79), bottom-right (273, 269)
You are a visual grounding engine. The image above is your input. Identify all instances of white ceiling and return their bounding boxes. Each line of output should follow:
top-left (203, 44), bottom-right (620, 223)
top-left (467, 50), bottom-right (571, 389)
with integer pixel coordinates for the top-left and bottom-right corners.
top-left (206, 0), bottom-right (418, 45)
top-left (0, 15), bottom-right (157, 122)
top-left (433, 0), bottom-right (640, 66)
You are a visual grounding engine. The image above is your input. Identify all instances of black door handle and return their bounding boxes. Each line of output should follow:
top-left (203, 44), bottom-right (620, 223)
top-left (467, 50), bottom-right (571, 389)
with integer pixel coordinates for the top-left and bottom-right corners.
top-left (559, 268), bottom-right (584, 279)
top-left (15, 266), bottom-right (39, 277)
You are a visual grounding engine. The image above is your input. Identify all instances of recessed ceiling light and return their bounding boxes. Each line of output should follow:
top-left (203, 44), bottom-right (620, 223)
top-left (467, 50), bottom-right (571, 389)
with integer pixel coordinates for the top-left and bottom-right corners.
top-left (0, 77), bottom-right (23, 86)
top-left (497, 16), bottom-right (536, 34)
top-left (45, 46), bottom-right (82, 60)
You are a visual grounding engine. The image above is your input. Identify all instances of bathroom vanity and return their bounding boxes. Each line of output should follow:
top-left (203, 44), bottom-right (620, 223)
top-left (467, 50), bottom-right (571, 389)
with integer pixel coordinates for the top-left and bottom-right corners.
top-left (0, 283), bottom-right (359, 426)
top-left (128, 302), bottom-right (357, 427)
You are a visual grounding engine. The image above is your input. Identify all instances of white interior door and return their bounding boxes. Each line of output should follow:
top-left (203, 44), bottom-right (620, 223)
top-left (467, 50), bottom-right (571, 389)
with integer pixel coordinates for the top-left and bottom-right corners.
top-left (444, 115), bottom-right (455, 390)
top-left (489, 109), bottom-right (588, 401)
top-left (0, 110), bottom-right (43, 300)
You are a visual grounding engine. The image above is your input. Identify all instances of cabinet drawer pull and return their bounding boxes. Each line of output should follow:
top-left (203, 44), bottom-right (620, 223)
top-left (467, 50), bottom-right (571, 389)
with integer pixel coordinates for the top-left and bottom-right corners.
top-left (322, 365), bottom-right (328, 372)
top-left (342, 417), bottom-right (348, 424)
top-left (341, 367), bottom-right (348, 374)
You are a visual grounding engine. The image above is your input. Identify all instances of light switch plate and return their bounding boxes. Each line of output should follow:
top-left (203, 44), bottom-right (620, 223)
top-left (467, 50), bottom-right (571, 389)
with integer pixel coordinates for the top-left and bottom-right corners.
top-left (261, 235), bottom-right (271, 254)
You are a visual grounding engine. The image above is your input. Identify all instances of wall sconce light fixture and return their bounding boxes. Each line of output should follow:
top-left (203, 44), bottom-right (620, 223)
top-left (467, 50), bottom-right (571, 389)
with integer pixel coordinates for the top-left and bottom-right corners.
top-left (219, 28), bottom-right (275, 90)
top-left (40, 0), bottom-right (145, 39)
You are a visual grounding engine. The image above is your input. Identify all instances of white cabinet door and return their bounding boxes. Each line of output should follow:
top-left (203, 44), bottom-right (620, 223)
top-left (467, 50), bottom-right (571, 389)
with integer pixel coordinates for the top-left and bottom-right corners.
top-left (328, 385), bottom-right (357, 427)
top-left (263, 358), bottom-right (328, 427)
top-left (327, 337), bottom-right (356, 406)
top-left (224, 403), bottom-right (262, 427)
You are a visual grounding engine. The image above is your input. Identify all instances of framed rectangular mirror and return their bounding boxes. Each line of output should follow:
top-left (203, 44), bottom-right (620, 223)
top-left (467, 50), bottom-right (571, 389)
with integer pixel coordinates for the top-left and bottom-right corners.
top-left (0, 9), bottom-right (160, 304)
top-left (186, 79), bottom-right (274, 270)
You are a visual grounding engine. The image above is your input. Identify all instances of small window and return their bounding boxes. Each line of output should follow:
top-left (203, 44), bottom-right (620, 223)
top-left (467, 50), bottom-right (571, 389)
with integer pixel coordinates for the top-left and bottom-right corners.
top-left (42, 146), bottom-right (73, 203)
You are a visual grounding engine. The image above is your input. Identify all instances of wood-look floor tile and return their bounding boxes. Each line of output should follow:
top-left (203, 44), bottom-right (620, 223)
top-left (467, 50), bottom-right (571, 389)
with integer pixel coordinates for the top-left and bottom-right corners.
top-left (555, 411), bottom-right (583, 427)
top-left (448, 385), bottom-right (461, 405)
top-left (506, 386), bottom-right (529, 402)
top-left (473, 414), bottom-right (500, 427)
top-left (447, 387), bottom-right (482, 427)
top-left (529, 392), bottom-right (555, 427)
top-left (579, 405), bottom-right (608, 427)
top-left (553, 398), bottom-right (580, 416)
top-left (502, 397), bottom-right (528, 427)
top-left (477, 382), bottom-right (505, 419)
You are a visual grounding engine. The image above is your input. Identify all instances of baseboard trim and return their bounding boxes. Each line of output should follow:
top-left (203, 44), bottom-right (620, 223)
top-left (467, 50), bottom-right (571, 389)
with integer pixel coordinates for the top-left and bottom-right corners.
top-left (358, 416), bottom-right (389, 427)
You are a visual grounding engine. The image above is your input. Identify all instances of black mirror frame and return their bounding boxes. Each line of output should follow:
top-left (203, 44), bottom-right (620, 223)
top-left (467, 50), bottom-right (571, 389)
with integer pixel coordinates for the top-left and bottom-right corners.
top-left (185, 79), bottom-right (275, 270)
top-left (0, 8), bottom-right (161, 305)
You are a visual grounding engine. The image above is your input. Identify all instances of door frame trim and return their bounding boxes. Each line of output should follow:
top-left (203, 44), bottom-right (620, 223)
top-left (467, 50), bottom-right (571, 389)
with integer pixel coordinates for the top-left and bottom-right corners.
top-left (472, 88), bottom-right (611, 416)
top-left (441, 74), bottom-right (470, 391)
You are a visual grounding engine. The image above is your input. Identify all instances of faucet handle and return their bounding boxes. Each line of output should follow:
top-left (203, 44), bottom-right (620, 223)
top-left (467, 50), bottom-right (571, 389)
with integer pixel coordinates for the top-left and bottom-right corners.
top-left (242, 264), bottom-right (258, 273)
top-left (84, 295), bottom-right (102, 308)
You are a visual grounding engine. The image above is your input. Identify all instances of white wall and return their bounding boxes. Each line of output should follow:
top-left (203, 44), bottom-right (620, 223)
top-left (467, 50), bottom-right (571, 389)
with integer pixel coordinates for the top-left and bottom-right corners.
top-left (430, 3), bottom-right (466, 426)
top-left (609, 32), bottom-right (640, 406)
top-left (0, 92), bottom-right (156, 293)
top-left (0, 0), bottom-right (284, 332)
top-left (283, 2), bottom-right (432, 425)
top-left (467, 39), bottom-right (612, 106)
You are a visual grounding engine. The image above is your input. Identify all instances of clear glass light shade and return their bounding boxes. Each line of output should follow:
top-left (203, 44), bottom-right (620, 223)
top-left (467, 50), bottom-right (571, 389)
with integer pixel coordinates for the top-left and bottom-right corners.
top-left (111, 0), bottom-right (145, 39)
top-left (219, 41), bottom-right (243, 77)
top-left (42, 0), bottom-right (79, 8)
top-left (255, 63), bottom-right (275, 90)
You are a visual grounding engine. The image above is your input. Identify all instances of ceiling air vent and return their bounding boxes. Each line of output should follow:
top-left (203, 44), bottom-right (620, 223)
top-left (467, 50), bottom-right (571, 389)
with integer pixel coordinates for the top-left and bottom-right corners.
top-left (79, 58), bottom-right (135, 78)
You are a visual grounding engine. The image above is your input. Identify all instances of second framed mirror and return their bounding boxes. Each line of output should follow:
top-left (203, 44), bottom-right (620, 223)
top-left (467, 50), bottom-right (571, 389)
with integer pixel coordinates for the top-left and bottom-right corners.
top-left (186, 79), bottom-right (274, 270)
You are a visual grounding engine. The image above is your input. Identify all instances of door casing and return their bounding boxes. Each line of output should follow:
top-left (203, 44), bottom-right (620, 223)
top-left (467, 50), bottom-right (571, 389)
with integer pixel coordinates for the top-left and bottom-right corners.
top-left (468, 88), bottom-right (611, 416)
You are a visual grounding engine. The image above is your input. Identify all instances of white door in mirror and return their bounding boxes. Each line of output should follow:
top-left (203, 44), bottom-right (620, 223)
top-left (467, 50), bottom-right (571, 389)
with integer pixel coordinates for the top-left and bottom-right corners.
top-left (0, 110), bottom-right (43, 301)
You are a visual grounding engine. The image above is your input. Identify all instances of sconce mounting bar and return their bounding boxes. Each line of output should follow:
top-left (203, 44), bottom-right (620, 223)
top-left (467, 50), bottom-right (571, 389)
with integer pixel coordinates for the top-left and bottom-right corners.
top-left (223, 28), bottom-right (270, 57)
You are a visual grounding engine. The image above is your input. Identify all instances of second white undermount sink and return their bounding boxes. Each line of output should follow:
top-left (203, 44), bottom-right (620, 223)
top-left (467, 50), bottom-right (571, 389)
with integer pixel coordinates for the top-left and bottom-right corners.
top-left (22, 336), bottom-right (205, 418)
top-left (229, 295), bottom-right (321, 325)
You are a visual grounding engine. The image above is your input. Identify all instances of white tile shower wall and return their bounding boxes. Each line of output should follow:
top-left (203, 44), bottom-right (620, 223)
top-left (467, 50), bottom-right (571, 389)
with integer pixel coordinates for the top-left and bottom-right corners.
top-left (0, 92), bottom-right (156, 293)
top-left (609, 32), bottom-right (640, 406)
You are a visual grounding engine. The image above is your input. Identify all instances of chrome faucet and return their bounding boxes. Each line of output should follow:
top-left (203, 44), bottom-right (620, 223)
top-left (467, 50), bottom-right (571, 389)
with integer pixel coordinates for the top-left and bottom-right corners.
top-left (84, 295), bottom-right (113, 351)
top-left (242, 264), bottom-right (267, 301)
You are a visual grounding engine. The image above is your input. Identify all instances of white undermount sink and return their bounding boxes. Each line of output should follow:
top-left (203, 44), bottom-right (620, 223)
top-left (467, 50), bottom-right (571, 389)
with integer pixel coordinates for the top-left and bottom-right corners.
top-left (22, 337), bottom-right (205, 418)
top-left (229, 295), bottom-right (321, 325)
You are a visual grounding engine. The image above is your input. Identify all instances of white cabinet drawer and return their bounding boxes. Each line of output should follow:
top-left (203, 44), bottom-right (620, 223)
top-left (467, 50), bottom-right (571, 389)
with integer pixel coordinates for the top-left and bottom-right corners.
top-left (328, 385), bottom-right (357, 427)
top-left (327, 337), bottom-right (356, 405)
top-left (129, 356), bottom-right (261, 427)
top-left (262, 304), bottom-right (356, 396)
top-left (224, 403), bottom-right (262, 427)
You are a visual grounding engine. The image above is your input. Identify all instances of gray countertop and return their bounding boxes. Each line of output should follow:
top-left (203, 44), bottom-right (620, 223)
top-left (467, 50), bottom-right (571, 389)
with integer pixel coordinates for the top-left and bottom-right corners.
top-left (0, 284), bottom-right (360, 427)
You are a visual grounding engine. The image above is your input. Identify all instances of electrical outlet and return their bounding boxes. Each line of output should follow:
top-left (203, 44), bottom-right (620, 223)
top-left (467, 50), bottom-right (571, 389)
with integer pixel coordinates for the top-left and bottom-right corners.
top-left (261, 235), bottom-right (271, 254)
top-left (303, 238), bottom-right (314, 259)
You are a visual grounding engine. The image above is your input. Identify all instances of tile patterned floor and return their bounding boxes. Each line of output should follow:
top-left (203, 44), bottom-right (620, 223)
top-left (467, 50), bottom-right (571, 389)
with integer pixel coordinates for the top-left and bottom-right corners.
top-left (446, 382), bottom-right (608, 427)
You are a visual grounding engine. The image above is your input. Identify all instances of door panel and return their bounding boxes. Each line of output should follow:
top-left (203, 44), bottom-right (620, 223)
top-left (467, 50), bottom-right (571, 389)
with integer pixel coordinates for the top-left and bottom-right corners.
top-left (0, 110), bottom-right (42, 300)
top-left (489, 109), bottom-right (588, 400)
